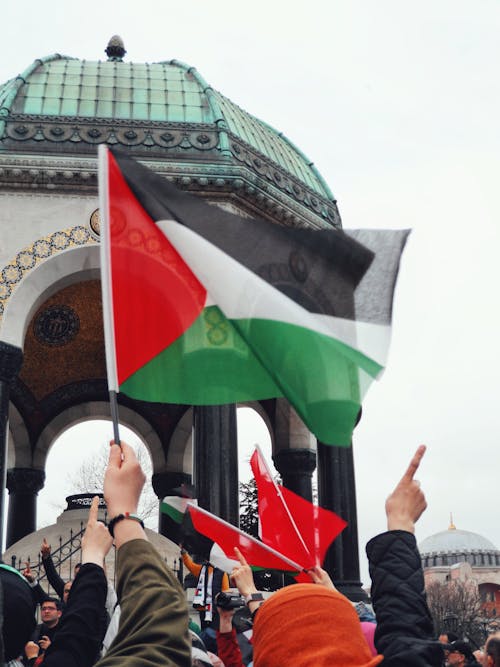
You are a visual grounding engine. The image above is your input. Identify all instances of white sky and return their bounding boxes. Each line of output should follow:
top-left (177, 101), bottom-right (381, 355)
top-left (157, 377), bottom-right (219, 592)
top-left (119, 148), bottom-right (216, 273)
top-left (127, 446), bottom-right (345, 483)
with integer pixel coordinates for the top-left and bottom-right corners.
top-left (1, 0), bottom-right (499, 586)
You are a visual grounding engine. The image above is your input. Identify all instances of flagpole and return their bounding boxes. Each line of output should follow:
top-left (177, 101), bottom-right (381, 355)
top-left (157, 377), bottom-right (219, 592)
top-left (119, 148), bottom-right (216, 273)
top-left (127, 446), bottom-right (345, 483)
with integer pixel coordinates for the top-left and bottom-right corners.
top-left (109, 390), bottom-right (121, 445)
top-left (98, 145), bottom-right (121, 448)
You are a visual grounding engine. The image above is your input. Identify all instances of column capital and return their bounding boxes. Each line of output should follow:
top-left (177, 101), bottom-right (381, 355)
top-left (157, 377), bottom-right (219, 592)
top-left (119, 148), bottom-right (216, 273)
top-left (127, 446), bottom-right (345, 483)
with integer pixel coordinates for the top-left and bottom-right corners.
top-left (273, 448), bottom-right (317, 477)
top-left (7, 467), bottom-right (45, 495)
top-left (152, 471), bottom-right (192, 499)
top-left (0, 342), bottom-right (23, 384)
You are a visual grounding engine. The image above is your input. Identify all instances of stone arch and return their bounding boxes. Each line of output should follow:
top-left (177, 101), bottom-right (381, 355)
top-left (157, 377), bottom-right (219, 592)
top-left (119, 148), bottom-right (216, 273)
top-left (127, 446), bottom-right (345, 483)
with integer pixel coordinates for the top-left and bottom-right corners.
top-left (33, 402), bottom-right (164, 472)
top-left (7, 404), bottom-right (30, 468)
top-left (165, 407), bottom-right (192, 476)
top-left (0, 228), bottom-right (98, 347)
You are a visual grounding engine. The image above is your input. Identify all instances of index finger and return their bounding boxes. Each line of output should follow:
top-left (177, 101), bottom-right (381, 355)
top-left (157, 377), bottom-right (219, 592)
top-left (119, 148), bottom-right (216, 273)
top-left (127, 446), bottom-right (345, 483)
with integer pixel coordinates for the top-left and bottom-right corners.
top-left (88, 495), bottom-right (100, 523)
top-left (400, 444), bottom-right (426, 483)
top-left (234, 546), bottom-right (248, 567)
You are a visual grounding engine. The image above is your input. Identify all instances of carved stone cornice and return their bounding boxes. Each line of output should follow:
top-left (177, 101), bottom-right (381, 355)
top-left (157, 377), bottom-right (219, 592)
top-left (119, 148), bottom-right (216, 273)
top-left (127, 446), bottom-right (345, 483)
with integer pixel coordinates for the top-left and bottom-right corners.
top-left (0, 117), bottom-right (341, 228)
top-left (0, 154), bottom-right (339, 230)
top-left (6, 467), bottom-right (45, 494)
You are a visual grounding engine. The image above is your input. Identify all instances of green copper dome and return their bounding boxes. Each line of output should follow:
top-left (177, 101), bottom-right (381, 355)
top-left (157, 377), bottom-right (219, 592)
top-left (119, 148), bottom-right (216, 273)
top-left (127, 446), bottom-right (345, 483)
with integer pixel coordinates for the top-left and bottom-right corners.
top-left (0, 49), bottom-right (341, 228)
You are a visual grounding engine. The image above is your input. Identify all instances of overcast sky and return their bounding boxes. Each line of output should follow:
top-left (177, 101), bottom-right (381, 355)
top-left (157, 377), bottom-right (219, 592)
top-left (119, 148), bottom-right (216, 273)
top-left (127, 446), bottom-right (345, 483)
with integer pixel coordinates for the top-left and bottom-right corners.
top-left (1, 1), bottom-right (499, 586)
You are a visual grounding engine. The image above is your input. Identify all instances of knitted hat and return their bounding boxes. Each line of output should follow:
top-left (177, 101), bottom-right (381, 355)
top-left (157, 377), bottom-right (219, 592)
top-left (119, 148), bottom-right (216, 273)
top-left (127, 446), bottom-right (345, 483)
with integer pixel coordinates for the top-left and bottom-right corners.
top-left (252, 583), bottom-right (384, 667)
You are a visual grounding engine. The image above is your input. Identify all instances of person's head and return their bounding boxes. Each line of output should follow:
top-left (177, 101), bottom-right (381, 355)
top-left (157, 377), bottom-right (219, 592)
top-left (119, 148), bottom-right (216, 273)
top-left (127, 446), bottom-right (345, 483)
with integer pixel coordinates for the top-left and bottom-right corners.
top-left (485, 635), bottom-right (500, 667)
top-left (40, 598), bottom-right (62, 628)
top-left (252, 583), bottom-right (383, 666)
top-left (63, 580), bottom-right (73, 603)
top-left (446, 640), bottom-right (474, 666)
top-left (0, 566), bottom-right (36, 662)
top-left (439, 632), bottom-right (459, 644)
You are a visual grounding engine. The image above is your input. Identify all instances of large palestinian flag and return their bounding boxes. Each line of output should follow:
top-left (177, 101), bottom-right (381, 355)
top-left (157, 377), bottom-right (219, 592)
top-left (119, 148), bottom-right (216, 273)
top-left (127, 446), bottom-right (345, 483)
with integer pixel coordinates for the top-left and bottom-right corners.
top-left (99, 146), bottom-right (408, 445)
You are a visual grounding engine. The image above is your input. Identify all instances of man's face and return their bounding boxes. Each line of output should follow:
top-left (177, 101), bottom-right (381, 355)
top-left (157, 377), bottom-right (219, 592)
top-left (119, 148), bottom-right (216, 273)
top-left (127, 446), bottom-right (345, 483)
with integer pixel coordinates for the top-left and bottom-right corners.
top-left (63, 581), bottom-right (72, 603)
top-left (40, 601), bottom-right (61, 627)
top-left (446, 650), bottom-right (465, 666)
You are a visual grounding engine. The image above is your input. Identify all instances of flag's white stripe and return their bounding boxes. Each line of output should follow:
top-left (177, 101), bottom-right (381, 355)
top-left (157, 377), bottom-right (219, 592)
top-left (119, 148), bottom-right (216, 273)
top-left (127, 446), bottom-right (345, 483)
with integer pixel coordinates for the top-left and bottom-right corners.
top-left (98, 146), bottom-right (118, 392)
top-left (157, 220), bottom-right (390, 367)
top-left (209, 542), bottom-right (240, 572)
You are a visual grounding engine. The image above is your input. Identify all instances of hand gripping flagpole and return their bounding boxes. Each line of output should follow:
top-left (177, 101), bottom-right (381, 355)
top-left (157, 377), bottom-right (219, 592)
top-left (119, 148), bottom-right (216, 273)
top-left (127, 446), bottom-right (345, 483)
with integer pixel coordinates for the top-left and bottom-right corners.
top-left (98, 145), bottom-right (121, 447)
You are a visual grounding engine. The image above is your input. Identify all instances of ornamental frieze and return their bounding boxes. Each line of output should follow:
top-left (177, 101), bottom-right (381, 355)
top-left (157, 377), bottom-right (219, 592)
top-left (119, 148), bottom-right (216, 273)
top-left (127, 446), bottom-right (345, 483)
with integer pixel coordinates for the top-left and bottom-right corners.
top-left (0, 226), bottom-right (96, 322)
top-left (5, 118), bottom-right (219, 152)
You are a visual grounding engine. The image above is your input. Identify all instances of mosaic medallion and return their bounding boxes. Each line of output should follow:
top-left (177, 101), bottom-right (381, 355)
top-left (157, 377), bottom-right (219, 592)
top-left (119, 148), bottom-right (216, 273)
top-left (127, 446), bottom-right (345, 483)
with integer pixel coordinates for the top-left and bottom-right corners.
top-left (34, 305), bottom-right (80, 346)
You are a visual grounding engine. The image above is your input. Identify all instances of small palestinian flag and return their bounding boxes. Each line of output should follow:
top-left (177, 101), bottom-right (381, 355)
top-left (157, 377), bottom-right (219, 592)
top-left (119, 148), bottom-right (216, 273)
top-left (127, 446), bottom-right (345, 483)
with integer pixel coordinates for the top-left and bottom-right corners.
top-left (99, 146), bottom-right (408, 445)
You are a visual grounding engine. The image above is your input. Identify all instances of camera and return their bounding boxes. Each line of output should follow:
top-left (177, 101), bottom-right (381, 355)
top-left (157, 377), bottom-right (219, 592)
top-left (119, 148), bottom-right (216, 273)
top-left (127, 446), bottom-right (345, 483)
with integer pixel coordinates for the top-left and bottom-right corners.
top-left (215, 591), bottom-right (246, 610)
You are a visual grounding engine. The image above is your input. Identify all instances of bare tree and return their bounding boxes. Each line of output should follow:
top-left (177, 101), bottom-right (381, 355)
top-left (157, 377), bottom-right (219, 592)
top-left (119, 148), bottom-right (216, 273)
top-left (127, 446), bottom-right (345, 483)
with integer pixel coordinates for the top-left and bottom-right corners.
top-left (67, 444), bottom-right (158, 527)
top-left (426, 579), bottom-right (484, 646)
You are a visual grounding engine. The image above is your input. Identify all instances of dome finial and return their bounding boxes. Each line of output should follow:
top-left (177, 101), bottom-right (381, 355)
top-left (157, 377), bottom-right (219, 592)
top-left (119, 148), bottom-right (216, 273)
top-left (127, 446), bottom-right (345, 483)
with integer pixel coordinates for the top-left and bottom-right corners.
top-left (105, 35), bottom-right (126, 62)
top-left (448, 512), bottom-right (456, 530)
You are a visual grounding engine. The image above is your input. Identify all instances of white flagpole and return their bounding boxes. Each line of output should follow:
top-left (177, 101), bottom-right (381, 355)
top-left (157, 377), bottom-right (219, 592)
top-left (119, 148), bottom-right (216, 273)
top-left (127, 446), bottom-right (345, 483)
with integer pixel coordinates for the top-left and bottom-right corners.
top-left (98, 145), bottom-right (120, 445)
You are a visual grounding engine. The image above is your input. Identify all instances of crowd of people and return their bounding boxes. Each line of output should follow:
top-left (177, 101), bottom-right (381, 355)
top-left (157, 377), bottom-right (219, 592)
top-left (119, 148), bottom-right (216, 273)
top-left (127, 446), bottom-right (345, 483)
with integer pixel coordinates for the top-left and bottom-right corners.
top-left (0, 441), bottom-right (498, 667)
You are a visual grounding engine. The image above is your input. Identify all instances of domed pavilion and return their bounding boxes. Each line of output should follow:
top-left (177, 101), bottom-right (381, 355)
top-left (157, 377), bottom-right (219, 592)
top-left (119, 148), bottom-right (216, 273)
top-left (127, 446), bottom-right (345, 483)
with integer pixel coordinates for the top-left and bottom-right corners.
top-left (0, 38), bottom-right (363, 598)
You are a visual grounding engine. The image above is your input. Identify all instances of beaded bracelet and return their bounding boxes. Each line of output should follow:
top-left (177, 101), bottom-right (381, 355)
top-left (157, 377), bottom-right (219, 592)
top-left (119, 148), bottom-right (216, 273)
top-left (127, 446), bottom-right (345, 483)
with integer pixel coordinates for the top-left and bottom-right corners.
top-left (108, 512), bottom-right (145, 538)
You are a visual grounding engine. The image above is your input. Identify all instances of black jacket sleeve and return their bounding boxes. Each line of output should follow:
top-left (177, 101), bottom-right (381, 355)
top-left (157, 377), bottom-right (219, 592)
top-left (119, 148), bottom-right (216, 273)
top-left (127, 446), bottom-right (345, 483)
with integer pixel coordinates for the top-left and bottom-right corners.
top-left (366, 530), bottom-right (445, 667)
top-left (42, 555), bottom-right (65, 600)
top-left (43, 563), bottom-right (108, 667)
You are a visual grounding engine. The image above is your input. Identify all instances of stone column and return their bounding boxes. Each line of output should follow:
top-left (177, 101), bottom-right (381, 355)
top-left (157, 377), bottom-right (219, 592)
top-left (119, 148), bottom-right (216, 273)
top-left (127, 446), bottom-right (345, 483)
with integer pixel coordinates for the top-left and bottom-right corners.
top-left (152, 470), bottom-right (192, 537)
top-left (0, 341), bottom-right (23, 550)
top-left (273, 448), bottom-right (316, 502)
top-left (317, 440), bottom-right (367, 601)
top-left (193, 405), bottom-right (238, 526)
top-left (6, 468), bottom-right (45, 547)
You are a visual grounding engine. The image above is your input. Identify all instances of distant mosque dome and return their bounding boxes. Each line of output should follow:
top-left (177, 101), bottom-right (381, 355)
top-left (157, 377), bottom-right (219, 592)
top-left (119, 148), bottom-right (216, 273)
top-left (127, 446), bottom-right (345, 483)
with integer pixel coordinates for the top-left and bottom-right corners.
top-left (419, 521), bottom-right (500, 568)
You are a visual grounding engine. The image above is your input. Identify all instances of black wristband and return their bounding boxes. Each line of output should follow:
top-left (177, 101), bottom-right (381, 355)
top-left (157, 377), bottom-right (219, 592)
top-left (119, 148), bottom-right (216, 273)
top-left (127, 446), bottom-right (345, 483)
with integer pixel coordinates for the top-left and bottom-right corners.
top-left (108, 512), bottom-right (145, 538)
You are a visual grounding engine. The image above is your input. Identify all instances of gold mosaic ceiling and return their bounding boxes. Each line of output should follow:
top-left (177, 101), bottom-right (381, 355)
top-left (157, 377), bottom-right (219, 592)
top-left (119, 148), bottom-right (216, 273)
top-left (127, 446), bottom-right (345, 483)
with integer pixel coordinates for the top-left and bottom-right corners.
top-left (19, 280), bottom-right (105, 400)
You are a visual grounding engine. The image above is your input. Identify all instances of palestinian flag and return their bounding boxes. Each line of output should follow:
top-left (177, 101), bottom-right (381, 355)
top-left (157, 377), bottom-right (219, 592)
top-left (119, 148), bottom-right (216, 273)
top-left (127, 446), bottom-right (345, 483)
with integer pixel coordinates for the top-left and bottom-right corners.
top-left (160, 497), bottom-right (302, 575)
top-left (99, 146), bottom-right (409, 445)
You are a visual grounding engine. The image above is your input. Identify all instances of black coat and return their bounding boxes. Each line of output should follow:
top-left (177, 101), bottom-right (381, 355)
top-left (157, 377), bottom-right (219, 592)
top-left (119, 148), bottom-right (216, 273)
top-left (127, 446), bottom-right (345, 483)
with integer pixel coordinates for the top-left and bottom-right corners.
top-left (367, 530), bottom-right (446, 666)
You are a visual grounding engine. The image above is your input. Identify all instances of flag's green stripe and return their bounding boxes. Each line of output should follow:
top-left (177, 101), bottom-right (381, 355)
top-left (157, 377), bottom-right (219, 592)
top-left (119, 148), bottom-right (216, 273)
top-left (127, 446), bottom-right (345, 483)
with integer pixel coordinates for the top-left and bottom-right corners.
top-left (120, 306), bottom-right (383, 445)
top-left (160, 502), bottom-right (184, 524)
top-left (121, 306), bottom-right (282, 404)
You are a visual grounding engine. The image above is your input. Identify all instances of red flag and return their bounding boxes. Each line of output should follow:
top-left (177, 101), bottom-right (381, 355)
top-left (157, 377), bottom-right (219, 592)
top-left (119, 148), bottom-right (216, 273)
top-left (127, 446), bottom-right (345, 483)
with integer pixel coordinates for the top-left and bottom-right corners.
top-left (187, 504), bottom-right (304, 573)
top-left (251, 447), bottom-right (347, 568)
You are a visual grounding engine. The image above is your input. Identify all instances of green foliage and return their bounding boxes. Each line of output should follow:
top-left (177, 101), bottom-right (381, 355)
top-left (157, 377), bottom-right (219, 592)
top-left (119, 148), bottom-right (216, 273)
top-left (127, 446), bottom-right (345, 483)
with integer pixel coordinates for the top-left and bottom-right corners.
top-left (239, 478), bottom-right (259, 538)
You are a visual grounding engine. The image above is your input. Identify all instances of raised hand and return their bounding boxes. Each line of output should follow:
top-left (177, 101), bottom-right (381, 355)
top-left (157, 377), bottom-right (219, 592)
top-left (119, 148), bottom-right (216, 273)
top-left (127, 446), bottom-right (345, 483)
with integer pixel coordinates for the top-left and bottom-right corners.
top-left (40, 537), bottom-right (51, 559)
top-left (385, 445), bottom-right (427, 533)
top-left (307, 565), bottom-right (336, 590)
top-left (23, 561), bottom-right (34, 583)
top-left (230, 547), bottom-right (257, 598)
top-left (103, 440), bottom-right (146, 518)
top-left (81, 496), bottom-right (113, 567)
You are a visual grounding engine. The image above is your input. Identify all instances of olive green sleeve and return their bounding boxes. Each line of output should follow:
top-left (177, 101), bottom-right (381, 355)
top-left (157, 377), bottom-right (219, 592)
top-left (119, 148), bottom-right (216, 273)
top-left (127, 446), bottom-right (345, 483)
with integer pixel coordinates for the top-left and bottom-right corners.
top-left (96, 539), bottom-right (190, 667)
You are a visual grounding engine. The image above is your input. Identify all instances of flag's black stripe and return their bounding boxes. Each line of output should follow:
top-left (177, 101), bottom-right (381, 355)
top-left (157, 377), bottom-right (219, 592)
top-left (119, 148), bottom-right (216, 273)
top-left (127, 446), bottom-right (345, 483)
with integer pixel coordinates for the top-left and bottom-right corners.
top-left (111, 148), bottom-right (374, 320)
